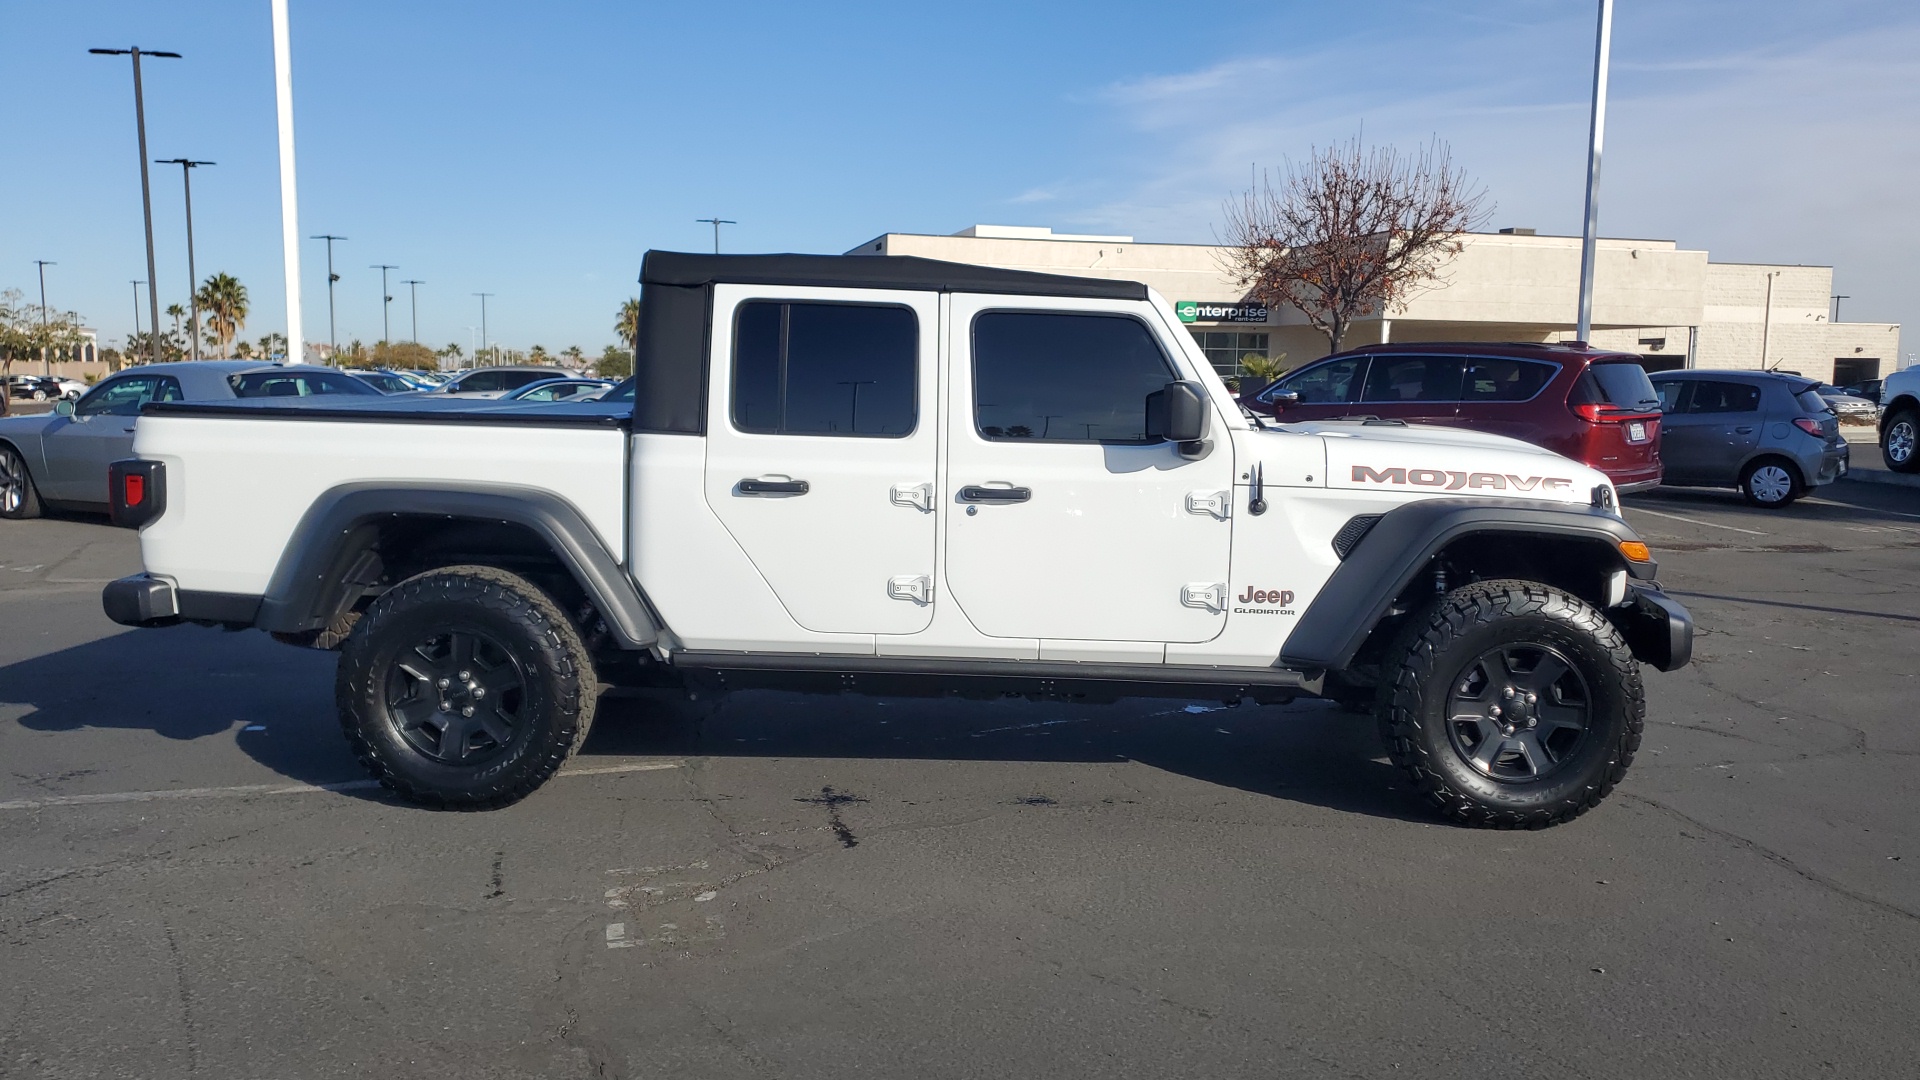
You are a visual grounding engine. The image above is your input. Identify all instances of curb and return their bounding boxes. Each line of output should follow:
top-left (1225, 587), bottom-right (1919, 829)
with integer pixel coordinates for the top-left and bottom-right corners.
top-left (1841, 468), bottom-right (1920, 491)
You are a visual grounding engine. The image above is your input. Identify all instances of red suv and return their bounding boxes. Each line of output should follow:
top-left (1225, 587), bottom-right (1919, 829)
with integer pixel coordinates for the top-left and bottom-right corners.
top-left (1242, 342), bottom-right (1665, 491)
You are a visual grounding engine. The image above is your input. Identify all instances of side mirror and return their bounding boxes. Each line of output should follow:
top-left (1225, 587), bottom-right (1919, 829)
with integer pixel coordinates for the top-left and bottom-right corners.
top-left (1145, 380), bottom-right (1210, 453)
top-left (1265, 389), bottom-right (1300, 409)
top-left (54, 399), bottom-right (75, 418)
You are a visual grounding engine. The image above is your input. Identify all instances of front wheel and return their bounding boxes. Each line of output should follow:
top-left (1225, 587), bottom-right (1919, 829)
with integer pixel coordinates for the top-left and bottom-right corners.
top-left (1376, 580), bottom-right (1644, 828)
top-left (337, 565), bottom-right (597, 808)
top-left (1885, 410), bottom-right (1918, 473)
top-left (0, 444), bottom-right (44, 520)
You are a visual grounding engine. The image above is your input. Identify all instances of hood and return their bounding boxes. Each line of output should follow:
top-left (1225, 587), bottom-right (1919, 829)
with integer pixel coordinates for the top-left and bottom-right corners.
top-left (1267, 418), bottom-right (1609, 506)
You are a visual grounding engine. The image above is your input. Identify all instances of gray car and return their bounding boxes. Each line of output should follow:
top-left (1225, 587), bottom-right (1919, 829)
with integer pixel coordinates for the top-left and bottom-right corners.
top-left (1649, 370), bottom-right (1850, 508)
top-left (0, 361), bottom-right (376, 518)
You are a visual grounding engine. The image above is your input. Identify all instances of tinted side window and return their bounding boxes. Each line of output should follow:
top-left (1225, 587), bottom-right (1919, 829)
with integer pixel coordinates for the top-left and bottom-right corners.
top-left (1361, 356), bottom-right (1466, 403)
top-left (1275, 358), bottom-right (1363, 404)
top-left (78, 375), bottom-right (180, 416)
top-left (973, 312), bottom-right (1173, 442)
top-left (732, 301), bottom-right (917, 437)
top-left (1687, 381), bottom-right (1761, 414)
top-left (1463, 357), bottom-right (1557, 402)
top-left (458, 371), bottom-right (506, 393)
top-left (500, 371), bottom-right (552, 391)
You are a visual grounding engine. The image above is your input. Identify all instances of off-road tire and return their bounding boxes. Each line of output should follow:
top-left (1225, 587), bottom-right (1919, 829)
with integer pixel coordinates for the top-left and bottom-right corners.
top-left (0, 443), bottom-right (44, 520)
top-left (337, 565), bottom-right (596, 808)
top-left (1739, 457), bottom-right (1801, 508)
top-left (1376, 579), bottom-right (1644, 829)
top-left (1884, 409), bottom-right (1918, 473)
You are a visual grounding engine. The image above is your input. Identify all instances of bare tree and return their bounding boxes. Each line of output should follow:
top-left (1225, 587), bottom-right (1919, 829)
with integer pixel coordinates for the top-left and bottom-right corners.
top-left (1222, 137), bottom-right (1489, 353)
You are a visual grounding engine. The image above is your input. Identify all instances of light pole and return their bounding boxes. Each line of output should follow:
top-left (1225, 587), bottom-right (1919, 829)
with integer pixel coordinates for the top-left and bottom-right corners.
top-left (1831, 294), bottom-right (1849, 323)
top-left (156, 158), bottom-right (213, 360)
top-left (271, 0), bottom-right (303, 366)
top-left (1761, 271), bottom-right (1780, 369)
top-left (402, 279), bottom-right (424, 343)
top-left (371, 264), bottom-right (398, 343)
top-left (696, 217), bottom-right (736, 254)
top-left (90, 47), bottom-right (180, 366)
top-left (33, 260), bottom-right (54, 375)
top-left (310, 234), bottom-right (345, 353)
top-left (130, 280), bottom-right (145, 361)
top-left (1573, 0), bottom-right (1613, 343)
top-left (473, 293), bottom-right (494, 364)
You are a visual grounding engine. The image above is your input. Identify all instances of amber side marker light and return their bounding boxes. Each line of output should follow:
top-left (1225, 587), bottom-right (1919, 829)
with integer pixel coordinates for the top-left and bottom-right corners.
top-left (1619, 540), bottom-right (1652, 562)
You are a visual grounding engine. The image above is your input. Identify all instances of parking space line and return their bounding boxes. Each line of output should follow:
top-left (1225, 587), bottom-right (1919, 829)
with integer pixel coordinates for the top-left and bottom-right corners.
top-left (0, 760), bottom-right (684, 812)
top-left (1804, 497), bottom-right (1920, 522)
top-left (1624, 506), bottom-right (1767, 536)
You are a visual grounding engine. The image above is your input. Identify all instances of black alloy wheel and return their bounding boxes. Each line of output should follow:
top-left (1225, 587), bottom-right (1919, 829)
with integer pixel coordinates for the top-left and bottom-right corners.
top-left (384, 628), bottom-right (527, 766)
top-left (1443, 644), bottom-right (1591, 782)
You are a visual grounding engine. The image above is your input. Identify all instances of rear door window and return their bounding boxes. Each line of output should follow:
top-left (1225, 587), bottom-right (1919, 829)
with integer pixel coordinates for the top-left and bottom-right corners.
top-left (1360, 355), bottom-right (1466, 403)
top-left (1462, 357), bottom-right (1556, 402)
top-left (1271, 357), bottom-right (1363, 404)
top-left (971, 311), bottom-right (1172, 442)
top-left (733, 301), bottom-right (918, 437)
top-left (1653, 380), bottom-right (1689, 413)
top-left (1686, 381), bottom-right (1762, 414)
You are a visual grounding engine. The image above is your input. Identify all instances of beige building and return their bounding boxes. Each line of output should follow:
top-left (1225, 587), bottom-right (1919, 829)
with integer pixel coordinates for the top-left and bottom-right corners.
top-left (849, 225), bottom-right (1901, 387)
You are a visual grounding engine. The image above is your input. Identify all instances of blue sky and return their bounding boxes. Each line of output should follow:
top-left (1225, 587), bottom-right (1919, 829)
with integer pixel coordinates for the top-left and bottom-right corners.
top-left (3, 0), bottom-right (1915, 360)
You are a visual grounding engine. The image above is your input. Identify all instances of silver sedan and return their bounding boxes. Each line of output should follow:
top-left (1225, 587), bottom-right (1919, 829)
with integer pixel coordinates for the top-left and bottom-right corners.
top-left (0, 361), bottom-right (377, 518)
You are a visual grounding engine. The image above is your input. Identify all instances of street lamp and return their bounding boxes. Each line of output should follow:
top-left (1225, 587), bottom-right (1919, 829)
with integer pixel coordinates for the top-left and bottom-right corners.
top-left (156, 158), bottom-right (214, 360)
top-left (402, 280), bottom-right (425, 343)
top-left (1573, 0), bottom-right (1612, 343)
top-left (90, 47), bottom-right (181, 366)
top-left (371, 264), bottom-right (398, 343)
top-left (696, 217), bottom-right (737, 254)
top-left (33, 261), bottom-right (54, 375)
top-left (130, 280), bottom-right (145, 360)
top-left (310, 234), bottom-right (345, 352)
top-left (473, 293), bottom-right (494, 364)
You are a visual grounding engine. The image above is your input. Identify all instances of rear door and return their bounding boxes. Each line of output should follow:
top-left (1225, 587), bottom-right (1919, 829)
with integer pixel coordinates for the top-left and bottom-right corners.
top-left (702, 285), bottom-right (940, 635)
top-left (1355, 353), bottom-right (1466, 426)
top-left (941, 297), bottom-right (1234, 644)
top-left (1661, 379), bottom-right (1761, 483)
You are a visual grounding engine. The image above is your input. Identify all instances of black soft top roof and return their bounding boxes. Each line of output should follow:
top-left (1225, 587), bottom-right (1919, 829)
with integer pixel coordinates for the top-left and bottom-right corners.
top-left (640, 250), bottom-right (1149, 301)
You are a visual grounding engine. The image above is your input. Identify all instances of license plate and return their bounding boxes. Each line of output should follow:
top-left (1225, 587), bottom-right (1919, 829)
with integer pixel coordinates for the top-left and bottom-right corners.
top-left (1627, 421), bottom-right (1647, 442)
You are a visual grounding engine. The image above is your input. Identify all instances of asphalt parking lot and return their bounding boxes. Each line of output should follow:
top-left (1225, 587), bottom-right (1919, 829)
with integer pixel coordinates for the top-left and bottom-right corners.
top-left (3, 481), bottom-right (1918, 1080)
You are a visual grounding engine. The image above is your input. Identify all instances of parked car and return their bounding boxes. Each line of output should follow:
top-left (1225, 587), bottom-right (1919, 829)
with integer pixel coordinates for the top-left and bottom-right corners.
top-left (7, 374), bottom-right (69, 401)
top-left (0, 361), bottom-right (377, 517)
top-left (1814, 384), bottom-right (1879, 420)
top-left (1843, 379), bottom-right (1884, 406)
top-left (348, 369), bottom-right (425, 394)
top-left (501, 377), bottom-right (614, 402)
top-left (1241, 341), bottom-right (1664, 491)
top-left (1877, 367), bottom-right (1920, 473)
top-left (99, 249), bottom-right (1693, 826)
top-left (435, 367), bottom-right (576, 398)
top-left (1648, 371), bottom-right (1848, 507)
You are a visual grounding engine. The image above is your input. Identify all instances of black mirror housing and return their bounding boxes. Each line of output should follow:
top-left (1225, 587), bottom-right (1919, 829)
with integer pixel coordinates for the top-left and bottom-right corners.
top-left (1145, 380), bottom-right (1210, 446)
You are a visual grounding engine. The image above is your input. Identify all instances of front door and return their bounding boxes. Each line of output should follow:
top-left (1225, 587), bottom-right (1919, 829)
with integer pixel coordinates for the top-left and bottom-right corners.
top-left (942, 297), bottom-right (1235, 643)
top-left (703, 285), bottom-right (940, 636)
top-left (42, 373), bottom-right (182, 503)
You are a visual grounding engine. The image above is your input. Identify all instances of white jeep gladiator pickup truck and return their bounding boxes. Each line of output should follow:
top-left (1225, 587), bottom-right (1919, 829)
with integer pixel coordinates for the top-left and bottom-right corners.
top-left (102, 251), bottom-right (1692, 827)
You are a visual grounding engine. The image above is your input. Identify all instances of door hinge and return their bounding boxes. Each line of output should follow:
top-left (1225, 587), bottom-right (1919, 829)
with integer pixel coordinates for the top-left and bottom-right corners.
top-left (888, 575), bottom-right (933, 604)
top-left (1180, 582), bottom-right (1226, 613)
top-left (890, 482), bottom-right (934, 512)
top-left (1186, 490), bottom-right (1231, 520)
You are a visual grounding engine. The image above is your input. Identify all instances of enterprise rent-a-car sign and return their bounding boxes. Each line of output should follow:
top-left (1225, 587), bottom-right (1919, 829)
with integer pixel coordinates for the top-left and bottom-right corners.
top-left (1175, 300), bottom-right (1270, 324)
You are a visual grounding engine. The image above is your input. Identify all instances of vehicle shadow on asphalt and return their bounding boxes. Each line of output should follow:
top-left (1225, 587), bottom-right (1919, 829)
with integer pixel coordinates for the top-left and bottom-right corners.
top-left (584, 689), bottom-right (1434, 824)
top-left (1, 624), bottom-right (375, 797)
top-left (2, 628), bottom-right (1428, 822)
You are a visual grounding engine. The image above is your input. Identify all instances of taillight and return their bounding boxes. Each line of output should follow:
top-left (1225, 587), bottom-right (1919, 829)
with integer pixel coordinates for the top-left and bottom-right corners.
top-left (1791, 417), bottom-right (1824, 437)
top-left (1571, 402), bottom-right (1608, 422)
top-left (1572, 402), bottom-right (1659, 424)
top-left (108, 459), bottom-right (166, 529)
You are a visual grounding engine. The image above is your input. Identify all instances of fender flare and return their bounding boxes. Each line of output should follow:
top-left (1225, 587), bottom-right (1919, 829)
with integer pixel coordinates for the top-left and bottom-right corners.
top-left (1278, 497), bottom-right (1654, 672)
top-left (254, 481), bottom-right (661, 648)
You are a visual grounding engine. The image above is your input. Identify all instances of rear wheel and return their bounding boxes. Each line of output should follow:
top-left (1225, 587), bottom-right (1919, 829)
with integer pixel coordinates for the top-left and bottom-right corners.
top-left (337, 565), bottom-right (596, 808)
top-left (1885, 409), bottom-right (1918, 473)
top-left (1740, 458), bottom-right (1800, 508)
top-left (0, 444), bottom-right (44, 520)
top-left (1376, 579), bottom-right (1643, 828)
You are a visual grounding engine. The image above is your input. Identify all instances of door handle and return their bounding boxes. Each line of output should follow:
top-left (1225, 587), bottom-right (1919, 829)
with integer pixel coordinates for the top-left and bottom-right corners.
top-left (958, 485), bottom-right (1031, 503)
top-left (1734, 426), bottom-right (1755, 434)
top-left (737, 478), bottom-right (810, 496)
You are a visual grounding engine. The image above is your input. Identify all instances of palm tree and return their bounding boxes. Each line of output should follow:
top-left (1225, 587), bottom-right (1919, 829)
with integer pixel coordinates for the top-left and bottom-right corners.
top-left (165, 304), bottom-right (185, 339)
top-left (615, 298), bottom-right (640, 350)
top-left (193, 274), bottom-right (249, 358)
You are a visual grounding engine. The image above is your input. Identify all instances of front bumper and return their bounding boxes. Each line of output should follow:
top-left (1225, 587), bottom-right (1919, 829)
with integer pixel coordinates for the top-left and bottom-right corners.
top-left (103, 573), bottom-right (181, 627)
top-left (1609, 583), bottom-right (1694, 672)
